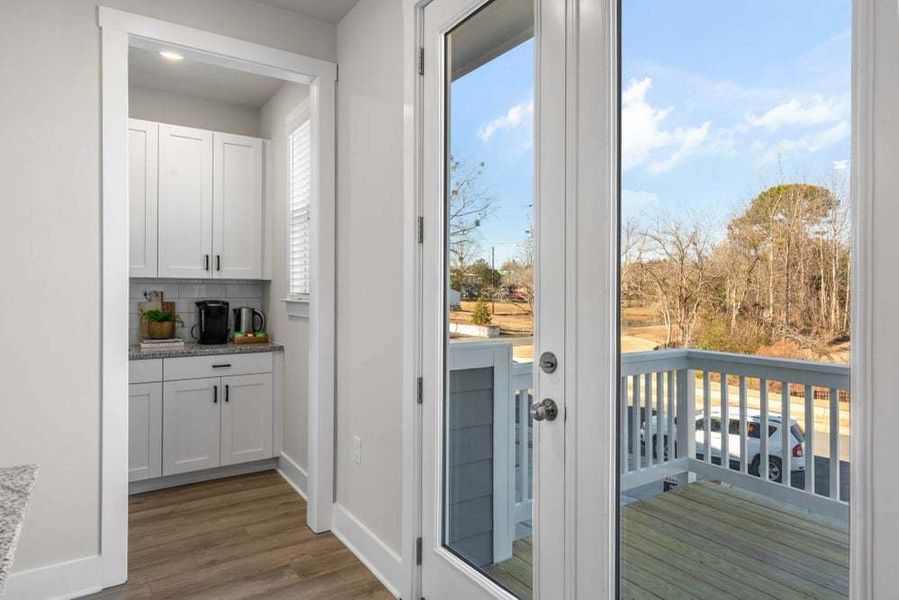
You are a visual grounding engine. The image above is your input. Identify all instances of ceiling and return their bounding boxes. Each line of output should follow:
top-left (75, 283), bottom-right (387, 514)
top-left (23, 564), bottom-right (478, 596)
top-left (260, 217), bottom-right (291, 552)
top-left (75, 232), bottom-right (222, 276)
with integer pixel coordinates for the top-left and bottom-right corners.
top-left (252, 0), bottom-right (361, 24)
top-left (129, 46), bottom-right (286, 108)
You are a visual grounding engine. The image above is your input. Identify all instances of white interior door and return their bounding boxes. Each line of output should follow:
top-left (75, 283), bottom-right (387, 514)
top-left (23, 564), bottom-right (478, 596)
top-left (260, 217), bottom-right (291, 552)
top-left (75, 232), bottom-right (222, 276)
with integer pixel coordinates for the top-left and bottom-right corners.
top-left (421, 0), bottom-right (566, 597)
top-left (212, 132), bottom-right (263, 279)
top-left (158, 123), bottom-right (214, 278)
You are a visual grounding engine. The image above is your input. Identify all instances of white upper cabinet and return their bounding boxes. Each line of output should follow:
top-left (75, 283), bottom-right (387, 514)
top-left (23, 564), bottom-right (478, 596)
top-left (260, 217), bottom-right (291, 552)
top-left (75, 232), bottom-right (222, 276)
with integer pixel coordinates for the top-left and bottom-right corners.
top-left (128, 120), bottom-right (158, 277)
top-left (158, 124), bottom-right (214, 278)
top-left (213, 133), bottom-right (263, 279)
top-left (131, 121), bottom-right (266, 279)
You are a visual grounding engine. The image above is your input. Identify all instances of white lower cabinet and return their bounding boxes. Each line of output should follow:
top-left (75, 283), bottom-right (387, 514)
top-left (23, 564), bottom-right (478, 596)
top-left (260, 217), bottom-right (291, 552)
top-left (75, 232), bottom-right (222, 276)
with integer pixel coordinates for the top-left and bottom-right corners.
top-left (129, 382), bottom-right (162, 482)
top-left (162, 377), bottom-right (222, 476)
top-left (129, 352), bottom-right (277, 482)
top-left (221, 373), bottom-right (273, 465)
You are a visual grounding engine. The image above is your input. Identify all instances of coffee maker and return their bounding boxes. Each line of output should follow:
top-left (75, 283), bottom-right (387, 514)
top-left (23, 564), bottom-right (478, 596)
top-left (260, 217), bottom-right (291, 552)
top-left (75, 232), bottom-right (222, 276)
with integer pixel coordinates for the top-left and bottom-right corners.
top-left (194, 300), bottom-right (229, 344)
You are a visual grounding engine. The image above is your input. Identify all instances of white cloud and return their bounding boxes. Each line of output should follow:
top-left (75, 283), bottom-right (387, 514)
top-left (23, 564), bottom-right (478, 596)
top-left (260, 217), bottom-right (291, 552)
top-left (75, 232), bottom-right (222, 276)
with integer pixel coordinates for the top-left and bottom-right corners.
top-left (756, 120), bottom-right (850, 166)
top-left (745, 94), bottom-right (847, 131)
top-left (621, 77), bottom-right (710, 173)
top-left (622, 189), bottom-right (660, 209)
top-left (832, 159), bottom-right (849, 171)
top-left (477, 99), bottom-right (534, 142)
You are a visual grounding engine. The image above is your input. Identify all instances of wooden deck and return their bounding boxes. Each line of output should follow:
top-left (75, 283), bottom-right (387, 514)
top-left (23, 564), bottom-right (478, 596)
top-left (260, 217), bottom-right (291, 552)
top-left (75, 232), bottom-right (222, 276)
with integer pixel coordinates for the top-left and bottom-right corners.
top-left (486, 480), bottom-right (849, 600)
top-left (79, 471), bottom-right (392, 600)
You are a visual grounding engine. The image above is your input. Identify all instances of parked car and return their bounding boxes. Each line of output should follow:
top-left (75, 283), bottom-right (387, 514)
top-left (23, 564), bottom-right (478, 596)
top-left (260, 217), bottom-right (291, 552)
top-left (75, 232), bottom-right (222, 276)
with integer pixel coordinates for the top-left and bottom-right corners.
top-left (639, 409), bottom-right (805, 483)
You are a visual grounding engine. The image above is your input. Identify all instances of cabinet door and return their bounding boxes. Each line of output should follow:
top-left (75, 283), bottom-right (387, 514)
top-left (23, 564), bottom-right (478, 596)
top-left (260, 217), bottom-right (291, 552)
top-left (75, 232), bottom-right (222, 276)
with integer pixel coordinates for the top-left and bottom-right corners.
top-left (158, 124), bottom-right (213, 278)
top-left (128, 120), bottom-right (158, 277)
top-left (129, 382), bottom-right (162, 482)
top-left (163, 377), bottom-right (221, 475)
top-left (221, 373), bottom-right (273, 465)
top-left (212, 132), bottom-right (263, 279)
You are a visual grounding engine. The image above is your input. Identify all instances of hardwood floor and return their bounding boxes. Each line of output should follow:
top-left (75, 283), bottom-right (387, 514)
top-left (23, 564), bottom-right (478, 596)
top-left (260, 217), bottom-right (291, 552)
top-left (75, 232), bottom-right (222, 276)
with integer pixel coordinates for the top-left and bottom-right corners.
top-left (80, 471), bottom-right (393, 600)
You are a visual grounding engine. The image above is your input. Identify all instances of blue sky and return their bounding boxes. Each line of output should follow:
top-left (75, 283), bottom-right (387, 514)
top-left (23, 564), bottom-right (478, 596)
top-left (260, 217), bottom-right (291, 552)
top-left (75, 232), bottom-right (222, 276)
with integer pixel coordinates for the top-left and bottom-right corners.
top-left (450, 1), bottom-right (851, 264)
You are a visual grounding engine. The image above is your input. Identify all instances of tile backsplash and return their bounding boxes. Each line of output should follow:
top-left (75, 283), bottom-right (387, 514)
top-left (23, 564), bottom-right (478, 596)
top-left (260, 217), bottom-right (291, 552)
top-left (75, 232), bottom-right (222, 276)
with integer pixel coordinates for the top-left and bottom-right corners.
top-left (130, 278), bottom-right (266, 345)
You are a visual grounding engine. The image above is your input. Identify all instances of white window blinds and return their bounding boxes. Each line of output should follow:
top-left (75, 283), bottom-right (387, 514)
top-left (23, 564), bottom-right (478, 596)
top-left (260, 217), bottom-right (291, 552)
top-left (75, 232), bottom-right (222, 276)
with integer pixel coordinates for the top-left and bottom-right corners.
top-left (288, 120), bottom-right (311, 298)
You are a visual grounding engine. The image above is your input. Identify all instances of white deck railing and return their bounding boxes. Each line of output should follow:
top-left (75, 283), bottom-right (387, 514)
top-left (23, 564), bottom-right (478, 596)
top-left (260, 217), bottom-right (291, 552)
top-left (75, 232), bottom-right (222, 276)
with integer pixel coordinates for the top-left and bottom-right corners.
top-left (449, 343), bottom-right (850, 563)
top-left (621, 349), bottom-right (849, 521)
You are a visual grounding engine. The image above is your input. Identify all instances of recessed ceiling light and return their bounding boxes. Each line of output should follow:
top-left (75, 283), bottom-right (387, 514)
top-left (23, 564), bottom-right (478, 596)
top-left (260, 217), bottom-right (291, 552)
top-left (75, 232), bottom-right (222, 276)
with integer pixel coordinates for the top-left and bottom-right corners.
top-left (159, 50), bottom-right (184, 62)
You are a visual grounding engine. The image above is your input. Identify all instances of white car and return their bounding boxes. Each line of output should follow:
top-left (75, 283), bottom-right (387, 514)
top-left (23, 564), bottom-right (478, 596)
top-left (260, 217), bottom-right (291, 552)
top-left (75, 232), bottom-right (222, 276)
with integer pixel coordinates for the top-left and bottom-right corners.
top-left (639, 409), bottom-right (806, 483)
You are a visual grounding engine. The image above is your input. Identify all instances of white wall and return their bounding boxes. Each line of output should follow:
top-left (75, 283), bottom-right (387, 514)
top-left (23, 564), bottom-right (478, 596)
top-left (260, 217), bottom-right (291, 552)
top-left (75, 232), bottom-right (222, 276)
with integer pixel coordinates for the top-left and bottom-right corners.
top-left (334, 0), bottom-right (405, 554)
top-left (0, 0), bottom-right (334, 579)
top-left (129, 86), bottom-right (261, 137)
top-left (260, 81), bottom-right (312, 472)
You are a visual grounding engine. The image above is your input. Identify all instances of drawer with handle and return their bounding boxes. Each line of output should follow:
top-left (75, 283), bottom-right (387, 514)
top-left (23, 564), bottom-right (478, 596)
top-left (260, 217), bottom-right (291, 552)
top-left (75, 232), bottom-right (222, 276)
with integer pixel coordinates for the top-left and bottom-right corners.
top-left (163, 352), bottom-right (273, 381)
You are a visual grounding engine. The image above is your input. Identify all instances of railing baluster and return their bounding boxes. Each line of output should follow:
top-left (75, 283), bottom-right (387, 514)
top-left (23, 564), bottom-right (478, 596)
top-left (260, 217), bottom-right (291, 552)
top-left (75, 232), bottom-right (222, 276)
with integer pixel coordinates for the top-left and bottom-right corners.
top-left (830, 387), bottom-right (840, 500)
top-left (782, 381), bottom-right (791, 486)
top-left (760, 379), bottom-right (769, 480)
top-left (655, 371), bottom-right (664, 463)
top-left (631, 375), bottom-right (640, 471)
top-left (721, 372), bottom-right (729, 470)
top-left (667, 371), bottom-right (675, 461)
top-left (804, 384), bottom-right (815, 494)
top-left (520, 389), bottom-right (531, 502)
top-left (675, 368), bottom-right (696, 460)
top-left (703, 371), bottom-right (711, 464)
top-left (739, 376), bottom-right (748, 474)
top-left (620, 378), bottom-right (628, 475)
top-left (645, 372), bottom-right (654, 468)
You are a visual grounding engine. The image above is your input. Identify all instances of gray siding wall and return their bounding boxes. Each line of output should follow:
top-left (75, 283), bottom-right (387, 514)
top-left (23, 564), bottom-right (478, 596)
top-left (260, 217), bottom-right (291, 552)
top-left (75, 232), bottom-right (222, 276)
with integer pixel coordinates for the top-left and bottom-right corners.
top-left (447, 367), bottom-right (495, 566)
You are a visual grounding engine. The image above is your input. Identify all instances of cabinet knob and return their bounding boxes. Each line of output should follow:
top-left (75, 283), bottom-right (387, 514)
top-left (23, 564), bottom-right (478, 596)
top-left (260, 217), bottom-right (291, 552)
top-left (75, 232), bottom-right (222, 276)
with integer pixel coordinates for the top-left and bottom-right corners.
top-left (213, 385), bottom-right (218, 403)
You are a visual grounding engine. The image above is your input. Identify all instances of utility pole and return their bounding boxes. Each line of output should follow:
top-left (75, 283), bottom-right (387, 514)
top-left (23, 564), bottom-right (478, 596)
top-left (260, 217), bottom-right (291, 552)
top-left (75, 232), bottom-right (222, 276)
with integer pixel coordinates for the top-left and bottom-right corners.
top-left (491, 245), bottom-right (496, 316)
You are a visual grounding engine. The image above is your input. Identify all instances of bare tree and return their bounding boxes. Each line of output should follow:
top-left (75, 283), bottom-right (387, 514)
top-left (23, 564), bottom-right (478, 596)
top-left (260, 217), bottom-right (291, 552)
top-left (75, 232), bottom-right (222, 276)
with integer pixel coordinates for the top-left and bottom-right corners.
top-left (640, 216), bottom-right (713, 347)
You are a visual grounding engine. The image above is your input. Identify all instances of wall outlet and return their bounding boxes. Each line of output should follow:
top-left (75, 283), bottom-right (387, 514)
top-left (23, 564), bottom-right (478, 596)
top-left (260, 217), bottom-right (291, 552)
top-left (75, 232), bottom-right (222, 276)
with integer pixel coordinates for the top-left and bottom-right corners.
top-left (352, 435), bottom-right (362, 465)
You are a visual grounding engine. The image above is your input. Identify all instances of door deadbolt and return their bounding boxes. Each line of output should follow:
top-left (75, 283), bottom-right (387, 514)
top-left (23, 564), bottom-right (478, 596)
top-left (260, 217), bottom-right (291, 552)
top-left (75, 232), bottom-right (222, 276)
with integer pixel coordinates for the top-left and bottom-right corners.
top-left (539, 351), bottom-right (558, 374)
top-left (530, 398), bottom-right (559, 422)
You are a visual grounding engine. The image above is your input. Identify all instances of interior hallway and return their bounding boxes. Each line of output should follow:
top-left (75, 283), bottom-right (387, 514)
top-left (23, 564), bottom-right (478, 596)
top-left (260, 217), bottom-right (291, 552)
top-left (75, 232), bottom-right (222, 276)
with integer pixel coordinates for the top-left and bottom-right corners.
top-left (80, 471), bottom-right (393, 599)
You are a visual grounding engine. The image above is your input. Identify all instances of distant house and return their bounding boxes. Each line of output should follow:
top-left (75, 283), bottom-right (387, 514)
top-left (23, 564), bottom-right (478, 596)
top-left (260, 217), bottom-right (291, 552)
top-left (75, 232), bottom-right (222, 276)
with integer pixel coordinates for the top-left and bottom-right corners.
top-left (448, 288), bottom-right (462, 311)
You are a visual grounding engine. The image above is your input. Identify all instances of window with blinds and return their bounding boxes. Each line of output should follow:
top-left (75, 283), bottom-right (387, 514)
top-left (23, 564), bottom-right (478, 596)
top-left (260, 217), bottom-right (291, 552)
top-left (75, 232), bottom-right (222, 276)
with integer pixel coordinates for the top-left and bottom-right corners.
top-left (288, 120), bottom-right (311, 298)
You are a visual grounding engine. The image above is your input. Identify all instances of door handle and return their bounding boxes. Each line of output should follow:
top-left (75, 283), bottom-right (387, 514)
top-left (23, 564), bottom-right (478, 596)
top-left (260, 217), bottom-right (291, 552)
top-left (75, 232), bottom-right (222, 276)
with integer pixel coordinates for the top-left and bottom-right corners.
top-left (213, 385), bottom-right (218, 404)
top-left (530, 398), bottom-right (558, 422)
top-left (225, 384), bottom-right (230, 402)
top-left (204, 254), bottom-right (210, 271)
top-left (216, 255), bottom-right (221, 271)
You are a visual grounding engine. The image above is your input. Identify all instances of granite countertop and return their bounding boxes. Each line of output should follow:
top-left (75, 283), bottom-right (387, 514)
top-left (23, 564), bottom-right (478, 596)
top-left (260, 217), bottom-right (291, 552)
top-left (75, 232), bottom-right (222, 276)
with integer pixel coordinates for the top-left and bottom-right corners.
top-left (129, 341), bottom-right (284, 360)
top-left (0, 465), bottom-right (37, 596)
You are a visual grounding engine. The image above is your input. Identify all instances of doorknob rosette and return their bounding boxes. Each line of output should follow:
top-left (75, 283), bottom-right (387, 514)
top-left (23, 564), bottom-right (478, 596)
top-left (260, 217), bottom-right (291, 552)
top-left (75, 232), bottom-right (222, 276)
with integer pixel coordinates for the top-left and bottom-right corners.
top-left (530, 398), bottom-right (559, 422)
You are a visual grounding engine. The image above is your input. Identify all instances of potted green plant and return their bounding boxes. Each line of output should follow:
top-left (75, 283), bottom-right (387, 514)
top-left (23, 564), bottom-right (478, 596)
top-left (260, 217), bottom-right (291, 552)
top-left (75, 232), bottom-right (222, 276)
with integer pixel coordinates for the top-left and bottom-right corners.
top-left (139, 308), bottom-right (183, 340)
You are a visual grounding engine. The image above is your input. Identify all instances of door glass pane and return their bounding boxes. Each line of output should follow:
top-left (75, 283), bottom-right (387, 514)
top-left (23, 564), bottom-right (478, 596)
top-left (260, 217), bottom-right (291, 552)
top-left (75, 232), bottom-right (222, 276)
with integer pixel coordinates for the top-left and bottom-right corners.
top-left (618, 2), bottom-right (851, 597)
top-left (442, 0), bottom-right (535, 597)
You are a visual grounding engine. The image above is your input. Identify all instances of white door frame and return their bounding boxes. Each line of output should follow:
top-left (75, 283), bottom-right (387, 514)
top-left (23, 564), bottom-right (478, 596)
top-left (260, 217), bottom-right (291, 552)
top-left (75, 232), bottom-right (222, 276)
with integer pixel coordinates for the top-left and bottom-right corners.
top-left (404, 0), bottom-right (875, 599)
top-left (98, 7), bottom-right (336, 588)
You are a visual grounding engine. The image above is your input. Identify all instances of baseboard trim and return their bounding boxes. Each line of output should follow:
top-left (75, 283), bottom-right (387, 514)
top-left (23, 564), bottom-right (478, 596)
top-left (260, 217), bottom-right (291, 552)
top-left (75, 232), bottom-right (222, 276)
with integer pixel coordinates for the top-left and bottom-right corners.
top-left (331, 503), bottom-right (402, 599)
top-left (5, 554), bottom-right (102, 600)
top-left (128, 459), bottom-right (278, 494)
top-left (277, 453), bottom-right (308, 500)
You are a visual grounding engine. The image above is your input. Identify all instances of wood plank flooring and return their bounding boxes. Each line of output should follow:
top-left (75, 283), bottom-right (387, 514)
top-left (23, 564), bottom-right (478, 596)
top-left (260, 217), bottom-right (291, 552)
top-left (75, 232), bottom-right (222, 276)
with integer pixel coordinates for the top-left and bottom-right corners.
top-left (79, 470), bottom-right (393, 600)
top-left (487, 481), bottom-right (849, 600)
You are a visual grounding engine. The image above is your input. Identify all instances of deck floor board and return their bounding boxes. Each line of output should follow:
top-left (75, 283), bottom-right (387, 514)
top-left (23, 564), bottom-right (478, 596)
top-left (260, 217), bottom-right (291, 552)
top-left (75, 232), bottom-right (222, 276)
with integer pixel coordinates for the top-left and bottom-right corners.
top-left (486, 480), bottom-right (848, 600)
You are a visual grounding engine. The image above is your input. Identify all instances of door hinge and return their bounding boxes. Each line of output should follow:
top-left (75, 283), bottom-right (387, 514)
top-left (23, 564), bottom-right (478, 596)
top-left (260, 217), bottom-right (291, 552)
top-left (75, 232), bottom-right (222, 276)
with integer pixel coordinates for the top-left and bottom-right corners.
top-left (416, 537), bottom-right (423, 565)
top-left (418, 47), bottom-right (425, 75)
top-left (417, 216), bottom-right (424, 243)
top-left (416, 377), bottom-right (423, 404)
